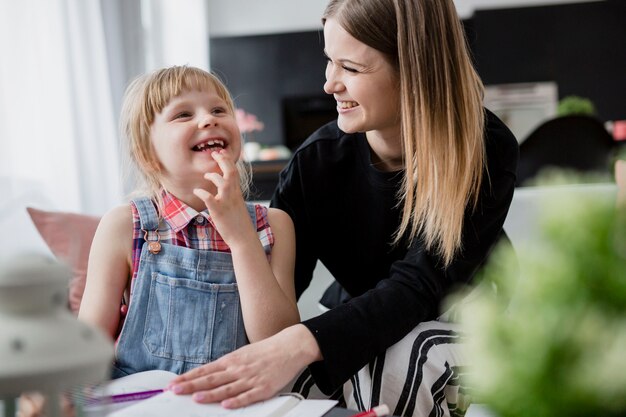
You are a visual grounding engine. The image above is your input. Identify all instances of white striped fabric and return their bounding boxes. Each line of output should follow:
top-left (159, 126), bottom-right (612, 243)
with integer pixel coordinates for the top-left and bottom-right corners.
top-left (344, 321), bottom-right (470, 417)
top-left (287, 320), bottom-right (470, 417)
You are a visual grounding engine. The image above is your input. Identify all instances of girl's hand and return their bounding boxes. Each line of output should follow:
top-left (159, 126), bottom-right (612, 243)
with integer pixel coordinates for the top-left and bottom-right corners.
top-left (167, 325), bottom-right (322, 408)
top-left (193, 151), bottom-right (255, 247)
top-left (195, 151), bottom-right (299, 341)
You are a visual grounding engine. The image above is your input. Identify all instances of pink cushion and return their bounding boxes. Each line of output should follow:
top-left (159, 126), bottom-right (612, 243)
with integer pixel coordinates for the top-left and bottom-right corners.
top-left (27, 207), bottom-right (101, 314)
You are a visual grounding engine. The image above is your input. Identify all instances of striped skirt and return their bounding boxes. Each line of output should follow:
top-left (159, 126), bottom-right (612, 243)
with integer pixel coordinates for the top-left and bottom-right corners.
top-left (290, 320), bottom-right (470, 417)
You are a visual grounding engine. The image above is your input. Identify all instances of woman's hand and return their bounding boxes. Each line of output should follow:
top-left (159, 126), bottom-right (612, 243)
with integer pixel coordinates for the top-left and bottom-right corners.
top-left (167, 324), bottom-right (322, 408)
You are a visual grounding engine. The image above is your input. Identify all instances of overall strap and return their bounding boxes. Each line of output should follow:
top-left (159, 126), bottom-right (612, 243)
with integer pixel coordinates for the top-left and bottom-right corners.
top-left (245, 202), bottom-right (257, 225)
top-left (132, 197), bottom-right (160, 231)
top-left (246, 203), bottom-right (273, 255)
top-left (132, 197), bottom-right (162, 254)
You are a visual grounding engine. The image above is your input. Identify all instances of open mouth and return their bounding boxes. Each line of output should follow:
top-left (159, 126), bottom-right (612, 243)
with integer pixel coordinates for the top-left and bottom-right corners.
top-left (192, 139), bottom-right (226, 152)
top-left (338, 101), bottom-right (359, 109)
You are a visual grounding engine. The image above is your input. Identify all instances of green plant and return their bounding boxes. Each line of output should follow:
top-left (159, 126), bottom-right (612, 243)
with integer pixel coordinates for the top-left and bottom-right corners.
top-left (455, 186), bottom-right (626, 417)
top-left (557, 95), bottom-right (596, 117)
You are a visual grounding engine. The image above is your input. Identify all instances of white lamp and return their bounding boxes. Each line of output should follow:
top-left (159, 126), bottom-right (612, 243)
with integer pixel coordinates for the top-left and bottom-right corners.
top-left (0, 253), bottom-right (113, 417)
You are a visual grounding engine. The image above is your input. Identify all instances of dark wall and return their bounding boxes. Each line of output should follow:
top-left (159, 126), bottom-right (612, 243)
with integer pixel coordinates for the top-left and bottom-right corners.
top-left (467, 0), bottom-right (626, 122)
top-left (210, 0), bottom-right (626, 148)
top-left (210, 30), bottom-right (328, 147)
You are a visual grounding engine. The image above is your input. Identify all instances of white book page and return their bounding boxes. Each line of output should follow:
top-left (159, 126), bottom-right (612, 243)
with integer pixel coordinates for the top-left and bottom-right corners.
top-left (82, 370), bottom-right (177, 415)
top-left (281, 399), bottom-right (337, 417)
top-left (101, 370), bottom-right (177, 395)
top-left (107, 391), bottom-right (300, 417)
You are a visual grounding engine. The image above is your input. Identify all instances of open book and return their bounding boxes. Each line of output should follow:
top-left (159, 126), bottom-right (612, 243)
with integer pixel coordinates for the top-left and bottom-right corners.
top-left (85, 370), bottom-right (337, 417)
top-left (81, 369), bottom-right (177, 415)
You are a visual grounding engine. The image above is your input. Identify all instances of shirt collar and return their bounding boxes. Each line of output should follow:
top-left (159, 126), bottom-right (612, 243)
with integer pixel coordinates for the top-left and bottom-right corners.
top-left (161, 190), bottom-right (212, 233)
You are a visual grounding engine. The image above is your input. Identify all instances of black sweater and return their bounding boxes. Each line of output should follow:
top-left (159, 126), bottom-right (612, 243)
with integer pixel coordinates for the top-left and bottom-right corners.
top-left (270, 110), bottom-right (519, 393)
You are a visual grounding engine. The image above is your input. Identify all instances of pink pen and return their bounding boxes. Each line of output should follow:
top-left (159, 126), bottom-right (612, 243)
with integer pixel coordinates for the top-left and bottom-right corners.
top-left (351, 404), bottom-right (390, 417)
top-left (88, 389), bottom-right (164, 405)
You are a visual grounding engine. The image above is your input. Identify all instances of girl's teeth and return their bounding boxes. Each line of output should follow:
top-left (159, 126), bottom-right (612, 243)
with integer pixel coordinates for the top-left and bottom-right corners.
top-left (195, 140), bottom-right (225, 151)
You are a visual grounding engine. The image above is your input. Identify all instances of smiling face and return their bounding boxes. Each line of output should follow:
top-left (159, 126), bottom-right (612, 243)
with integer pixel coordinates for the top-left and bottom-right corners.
top-left (150, 87), bottom-right (241, 193)
top-left (323, 17), bottom-right (401, 140)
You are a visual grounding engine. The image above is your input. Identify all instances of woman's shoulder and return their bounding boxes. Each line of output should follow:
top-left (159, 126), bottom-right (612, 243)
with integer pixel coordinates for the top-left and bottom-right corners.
top-left (295, 120), bottom-right (360, 155)
top-left (288, 120), bottom-right (363, 169)
top-left (484, 108), bottom-right (519, 176)
top-left (302, 119), bottom-right (343, 144)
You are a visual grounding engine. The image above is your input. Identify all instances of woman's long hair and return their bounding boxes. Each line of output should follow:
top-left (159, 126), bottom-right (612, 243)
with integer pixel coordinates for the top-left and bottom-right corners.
top-left (323, 0), bottom-right (485, 267)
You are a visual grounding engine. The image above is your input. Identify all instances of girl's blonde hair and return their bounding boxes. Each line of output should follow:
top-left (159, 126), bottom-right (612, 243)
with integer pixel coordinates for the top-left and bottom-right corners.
top-left (119, 65), bottom-right (250, 213)
top-left (323, 0), bottom-right (485, 267)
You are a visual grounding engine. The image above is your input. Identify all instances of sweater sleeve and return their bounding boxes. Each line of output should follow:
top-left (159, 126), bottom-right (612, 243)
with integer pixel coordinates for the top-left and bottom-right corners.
top-left (302, 116), bottom-right (519, 393)
top-left (270, 155), bottom-right (319, 298)
top-left (272, 113), bottom-right (518, 393)
top-left (303, 168), bottom-right (517, 392)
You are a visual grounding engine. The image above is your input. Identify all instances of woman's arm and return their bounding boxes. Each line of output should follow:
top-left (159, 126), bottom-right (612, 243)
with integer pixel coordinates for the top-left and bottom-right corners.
top-left (168, 323), bottom-right (322, 407)
top-left (302, 115), bottom-right (519, 392)
top-left (303, 170), bottom-right (517, 391)
top-left (78, 205), bottom-right (133, 338)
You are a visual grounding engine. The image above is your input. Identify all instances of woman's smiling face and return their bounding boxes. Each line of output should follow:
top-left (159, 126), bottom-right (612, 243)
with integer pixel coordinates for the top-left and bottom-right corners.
top-left (323, 17), bottom-right (400, 138)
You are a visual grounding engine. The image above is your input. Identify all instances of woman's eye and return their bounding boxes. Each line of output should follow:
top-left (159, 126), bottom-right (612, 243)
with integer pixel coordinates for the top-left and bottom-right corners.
top-left (342, 65), bottom-right (358, 73)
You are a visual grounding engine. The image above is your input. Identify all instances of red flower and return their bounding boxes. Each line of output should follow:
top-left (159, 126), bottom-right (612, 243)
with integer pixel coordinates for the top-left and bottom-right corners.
top-left (235, 108), bottom-right (264, 133)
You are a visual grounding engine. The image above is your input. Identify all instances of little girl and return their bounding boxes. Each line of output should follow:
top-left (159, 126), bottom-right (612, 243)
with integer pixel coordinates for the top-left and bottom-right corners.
top-left (78, 65), bottom-right (299, 378)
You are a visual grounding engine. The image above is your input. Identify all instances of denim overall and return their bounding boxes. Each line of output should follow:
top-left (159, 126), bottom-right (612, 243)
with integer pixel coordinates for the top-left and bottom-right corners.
top-left (113, 198), bottom-right (266, 378)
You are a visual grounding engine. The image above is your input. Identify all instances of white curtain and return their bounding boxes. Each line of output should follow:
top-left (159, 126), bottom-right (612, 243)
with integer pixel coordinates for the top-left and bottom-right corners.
top-left (142, 0), bottom-right (210, 71)
top-left (0, 0), bottom-right (211, 215)
top-left (0, 0), bottom-right (122, 215)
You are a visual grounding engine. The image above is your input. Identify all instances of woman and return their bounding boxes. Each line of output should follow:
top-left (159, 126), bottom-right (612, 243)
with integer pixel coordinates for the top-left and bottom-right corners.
top-left (169, 1), bottom-right (518, 416)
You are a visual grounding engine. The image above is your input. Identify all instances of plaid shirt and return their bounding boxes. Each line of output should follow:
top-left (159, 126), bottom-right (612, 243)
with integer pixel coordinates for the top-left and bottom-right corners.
top-left (130, 191), bottom-right (274, 281)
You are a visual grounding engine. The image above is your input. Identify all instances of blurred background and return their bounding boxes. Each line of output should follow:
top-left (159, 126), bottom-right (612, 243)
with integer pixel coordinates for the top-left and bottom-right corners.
top-left (1, 0), bottom-right (625, 211)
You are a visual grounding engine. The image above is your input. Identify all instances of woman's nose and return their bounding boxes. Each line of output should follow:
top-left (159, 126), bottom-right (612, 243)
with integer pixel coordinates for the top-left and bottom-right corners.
top-left (324, 77), bottom-right (345, 95)
top-left (323, 78), bottom-right (336, 95)
top-left (324, 65), bottom-right (342, 94)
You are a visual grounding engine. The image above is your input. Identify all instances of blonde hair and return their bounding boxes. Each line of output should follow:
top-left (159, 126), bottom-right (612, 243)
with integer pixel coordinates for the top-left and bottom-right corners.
top-left (323, 0), bottom-right (485, 267)
top-left (119, 65), bottom-right (250, 213)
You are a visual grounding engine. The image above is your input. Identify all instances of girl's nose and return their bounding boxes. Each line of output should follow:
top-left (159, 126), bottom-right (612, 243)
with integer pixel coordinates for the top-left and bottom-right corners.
top-left (199, 114), bottom-right (217, 128)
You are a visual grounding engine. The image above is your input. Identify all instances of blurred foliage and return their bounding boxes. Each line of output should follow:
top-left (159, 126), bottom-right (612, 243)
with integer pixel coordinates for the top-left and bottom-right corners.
top-left (523, 168), bottom-right (614, 187)
top-left (453, 180), bottom-right (626, 417)
top-left (557, 95), bottom-right (597, 117)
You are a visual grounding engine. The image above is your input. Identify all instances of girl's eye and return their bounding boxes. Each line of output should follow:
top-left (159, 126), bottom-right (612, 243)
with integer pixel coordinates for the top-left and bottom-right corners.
top-left (174, 111), bottom-right (192, 119)
top-left (212, 107), bottom-right (226, 115)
